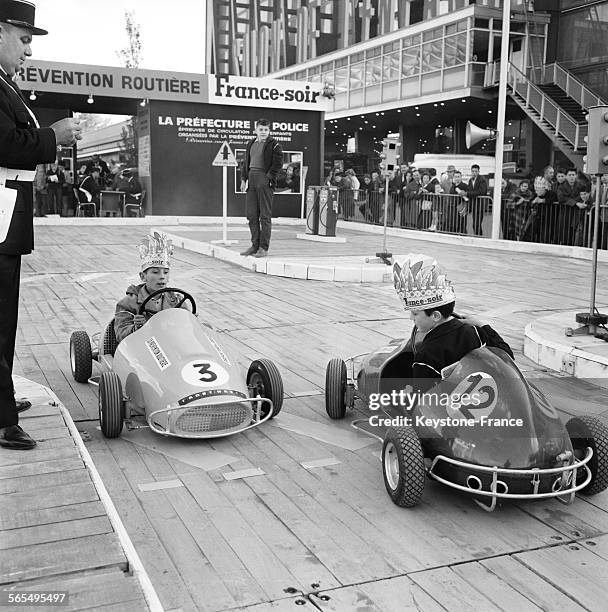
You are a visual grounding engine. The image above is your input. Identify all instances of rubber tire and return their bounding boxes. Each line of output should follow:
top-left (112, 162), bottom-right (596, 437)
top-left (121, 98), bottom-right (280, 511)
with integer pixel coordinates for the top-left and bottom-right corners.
top-left (102, 321), bottom-right (118, 356)
top-left (99, 372), bottom-right (123, 438)
top-left (70, 331), bottom-right (93, 383)
top-left (325, 358), bottom-right (347, 419)
top-left (566, 415), bottom-right (608, 495)
top-left (382, 426), bottom-right (425, 507)
top-left (247, 359), bottom-right (284, 418)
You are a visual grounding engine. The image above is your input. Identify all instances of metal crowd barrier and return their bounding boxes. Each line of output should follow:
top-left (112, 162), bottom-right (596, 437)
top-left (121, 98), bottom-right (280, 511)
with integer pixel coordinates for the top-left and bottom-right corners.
top-left (313, 187), bottom-right (606, 248)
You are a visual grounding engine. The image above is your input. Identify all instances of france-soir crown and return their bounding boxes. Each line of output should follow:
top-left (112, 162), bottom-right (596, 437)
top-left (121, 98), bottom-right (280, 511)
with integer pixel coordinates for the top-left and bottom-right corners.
top-left (137, 232), bottom-right (173, 272)
top-left (393, 253), bottom-right (456, 310)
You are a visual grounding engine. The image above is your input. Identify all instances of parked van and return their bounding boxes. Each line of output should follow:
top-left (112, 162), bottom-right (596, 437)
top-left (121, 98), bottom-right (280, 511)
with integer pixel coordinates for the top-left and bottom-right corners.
top-left (411, 154), bottom-right (496, 187)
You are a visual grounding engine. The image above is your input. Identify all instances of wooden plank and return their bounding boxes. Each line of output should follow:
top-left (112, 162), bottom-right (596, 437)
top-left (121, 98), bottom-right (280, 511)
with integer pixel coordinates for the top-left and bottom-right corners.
top-left (410, 566), bottom-right (504, 612)
top-left (231, 597), bottom-right (317, 612)
top-left (515, 543), bottom-right (608, 612)
top-left (581, 532), bottom-right (608, 560)
top-left (480, 555), bottom-right (587, 612)
top-left (517, 497), bottom-right (608, 540)
top-left (0, 533), bottom-right (127, 584)
top-left (0, 501), bottom-right (106, 531)
top-left (452, 561), bottom-right (543, 612)
top-left (1, 516), bottom-right (113, 551)
top-left (0, 568), bottom-right (146, 612)
top-left (0, 442), bottom-right (77, 467)
top-left (0, 468), bottom-right (88, 494)
top-left (0, 457), bottom-right (83, 480)
top-left (309, 576), bottom-right (445, 612)
top-left (2, 482), bottom-right (99, 514)
top-left (12, 414), bottom-right (65, 431)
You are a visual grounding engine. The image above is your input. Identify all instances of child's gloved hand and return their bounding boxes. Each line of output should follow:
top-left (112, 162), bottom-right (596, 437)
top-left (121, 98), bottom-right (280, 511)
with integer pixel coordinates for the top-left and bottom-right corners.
top-left (133, 314), bottom-right (146, 329)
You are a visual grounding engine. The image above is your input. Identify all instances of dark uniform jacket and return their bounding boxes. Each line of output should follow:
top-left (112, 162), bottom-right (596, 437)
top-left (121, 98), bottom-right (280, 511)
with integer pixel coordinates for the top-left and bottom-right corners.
top-left (407, 318), bottom-right (513, 392)
top-left (241, 137), bottom-right (283, 185)
top-left (0, 73), bottom-right (56, 255)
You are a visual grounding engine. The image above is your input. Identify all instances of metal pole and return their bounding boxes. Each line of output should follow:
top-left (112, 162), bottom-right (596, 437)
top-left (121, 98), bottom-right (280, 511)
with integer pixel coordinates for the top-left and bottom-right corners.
top-left (491, 0), bottom-right (511, 240)
top-left (382, 174), bottom-right (390, 253)
top-left (589, 174), bottom-right (602, 316)
top-left (222, 165), bottom-right (228, 242)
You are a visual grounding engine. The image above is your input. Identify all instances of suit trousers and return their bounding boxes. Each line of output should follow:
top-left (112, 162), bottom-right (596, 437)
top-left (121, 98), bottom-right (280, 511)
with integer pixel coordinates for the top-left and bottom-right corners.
top-left (246, 170), bottom-right (274, 251)
top-left (0, 254), bottom-right (21, 427)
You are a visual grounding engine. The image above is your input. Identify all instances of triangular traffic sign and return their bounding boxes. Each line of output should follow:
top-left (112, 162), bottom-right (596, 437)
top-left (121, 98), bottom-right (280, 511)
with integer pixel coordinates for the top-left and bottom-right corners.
top-left (212, 141), bottom-right (238, 167)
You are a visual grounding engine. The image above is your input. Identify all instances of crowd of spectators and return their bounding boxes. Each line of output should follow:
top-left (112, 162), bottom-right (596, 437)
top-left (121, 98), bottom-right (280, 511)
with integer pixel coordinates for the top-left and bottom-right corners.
top-left (33, 153), bottom-right (143, 218)
top-left (324, 162), bottom-right (607, 247)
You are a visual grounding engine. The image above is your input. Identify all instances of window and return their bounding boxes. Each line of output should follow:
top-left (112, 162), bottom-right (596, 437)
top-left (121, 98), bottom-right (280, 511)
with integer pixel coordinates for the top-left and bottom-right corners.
top-left (444, 33), bottom-right (467, 67)
top-left (365, 56), bottom-right (382, 85)
top-left (402, 45), bottom-right (421, 77)
top-left (382, 51), bottom-right (400, 81)
top-left (349, 61), bottom-right (364, 89)
top-left (422, 40), bottom-right (443, 73)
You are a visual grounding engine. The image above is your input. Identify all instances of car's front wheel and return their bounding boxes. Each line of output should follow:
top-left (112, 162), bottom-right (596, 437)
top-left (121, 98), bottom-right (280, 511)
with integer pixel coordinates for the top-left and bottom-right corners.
top-left (566, 415), bottom-right (608, 495)
top-left (382, 426), bottom-right (425, 507)
top-left (70, 331), bottom-right (93, 383)
top-left (247, 359), bottom-right (284, 418)
top-left (325, 358), bottom-right (347, 419)
top-left (99, 372), bottom-right (123, 438)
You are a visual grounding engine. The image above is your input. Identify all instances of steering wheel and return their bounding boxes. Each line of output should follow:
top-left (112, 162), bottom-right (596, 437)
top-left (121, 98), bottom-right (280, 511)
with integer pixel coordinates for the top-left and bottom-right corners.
top-left (138, 287), bottom-right (197, 315)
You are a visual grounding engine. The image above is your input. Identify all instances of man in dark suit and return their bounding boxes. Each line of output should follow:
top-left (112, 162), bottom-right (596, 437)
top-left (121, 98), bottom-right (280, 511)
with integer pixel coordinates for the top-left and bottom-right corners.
top-left (466, 164), bottom-right (488, 236)
top-left (0, 1), bottom-right (82, 449)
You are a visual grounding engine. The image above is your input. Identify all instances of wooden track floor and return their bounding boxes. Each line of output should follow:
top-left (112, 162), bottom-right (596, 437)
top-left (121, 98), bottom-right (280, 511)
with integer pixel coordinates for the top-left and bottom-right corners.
top-left (7, 224), bottom-right (608, 611)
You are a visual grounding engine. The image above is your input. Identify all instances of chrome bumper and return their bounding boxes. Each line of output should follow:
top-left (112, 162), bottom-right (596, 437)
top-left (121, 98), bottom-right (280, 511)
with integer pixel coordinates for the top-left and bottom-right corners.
top-left (146, 397), bottom-right (274, 439)
top-left (428, 448), bottom-right (594, 511)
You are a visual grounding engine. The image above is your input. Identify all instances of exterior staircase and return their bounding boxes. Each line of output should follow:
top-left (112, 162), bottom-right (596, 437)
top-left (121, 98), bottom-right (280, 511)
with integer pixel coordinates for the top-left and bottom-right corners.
top-left (536, 84), bottom-right (587, 124)
top-left (484, 62), bottom-right (606, 169)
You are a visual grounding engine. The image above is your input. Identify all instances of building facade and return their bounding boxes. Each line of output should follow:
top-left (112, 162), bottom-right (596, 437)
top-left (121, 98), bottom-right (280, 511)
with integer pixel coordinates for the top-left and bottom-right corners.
top-left (208, 0), bottom-right (608, 177)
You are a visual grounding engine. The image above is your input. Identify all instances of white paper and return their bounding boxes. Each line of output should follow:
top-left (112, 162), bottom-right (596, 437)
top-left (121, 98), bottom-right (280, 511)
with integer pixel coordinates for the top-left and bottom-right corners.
top-left (0, 186), bottom-right (17, 243)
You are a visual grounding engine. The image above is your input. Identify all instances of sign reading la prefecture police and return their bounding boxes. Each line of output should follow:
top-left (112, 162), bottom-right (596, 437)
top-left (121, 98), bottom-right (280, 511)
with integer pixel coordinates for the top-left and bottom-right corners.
top-left (208, 74), bottom-right (330, 112)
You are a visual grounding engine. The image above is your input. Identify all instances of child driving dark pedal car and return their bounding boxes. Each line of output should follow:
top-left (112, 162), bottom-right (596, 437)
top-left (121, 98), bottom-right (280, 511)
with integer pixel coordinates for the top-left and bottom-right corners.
top-left (393, 254), bottom-right (513, 393)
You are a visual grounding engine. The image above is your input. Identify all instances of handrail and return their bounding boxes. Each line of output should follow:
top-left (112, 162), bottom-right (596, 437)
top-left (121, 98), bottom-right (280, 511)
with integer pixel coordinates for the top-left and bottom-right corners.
top-left (488, 61), bottom-right (587, 150)
top-left (534, 62), bottom-right (606, 109)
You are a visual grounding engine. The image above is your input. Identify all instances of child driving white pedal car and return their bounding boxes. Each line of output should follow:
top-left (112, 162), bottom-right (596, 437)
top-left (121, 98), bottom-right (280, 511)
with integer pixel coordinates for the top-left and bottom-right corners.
top-left (114, 232), bottom-right (190, 343)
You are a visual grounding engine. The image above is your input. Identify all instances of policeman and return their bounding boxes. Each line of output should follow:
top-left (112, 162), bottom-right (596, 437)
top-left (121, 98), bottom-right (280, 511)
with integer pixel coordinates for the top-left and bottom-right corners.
top-left (0, 1), bottom-right (82, 449)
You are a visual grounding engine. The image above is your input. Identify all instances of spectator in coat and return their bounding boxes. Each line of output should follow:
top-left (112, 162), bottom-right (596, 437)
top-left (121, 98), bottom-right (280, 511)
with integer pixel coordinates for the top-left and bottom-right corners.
top-left (466, 164), bottom-right (488, 236)
top-left (113, 168), bottom-right (142, 214)
top-left (531, 177), bottom-right (558, 244)
top-left (45, 161), bottom-right (64, 214)
top-left (402, 169), bottom-right (422, 228)
top-left (450, 171), bottom-right (469, 234)
top-left (557, 168), bottom-right (584, 245)
top-left (77, 166), bottom-right (101, 216)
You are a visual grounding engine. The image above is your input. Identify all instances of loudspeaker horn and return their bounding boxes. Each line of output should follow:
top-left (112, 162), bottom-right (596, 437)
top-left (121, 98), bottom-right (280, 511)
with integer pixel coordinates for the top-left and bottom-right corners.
top-left (465, 121), bottom-right (497, 149)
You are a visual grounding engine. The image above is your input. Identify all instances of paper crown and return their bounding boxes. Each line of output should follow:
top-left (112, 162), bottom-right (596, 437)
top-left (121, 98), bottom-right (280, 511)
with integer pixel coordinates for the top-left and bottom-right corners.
top-left (393, 254), bottom-right (456, 310)
top-left (534, 176), bottom-right (549, 191)
top-left (137, 232), bottom-right (173, 272)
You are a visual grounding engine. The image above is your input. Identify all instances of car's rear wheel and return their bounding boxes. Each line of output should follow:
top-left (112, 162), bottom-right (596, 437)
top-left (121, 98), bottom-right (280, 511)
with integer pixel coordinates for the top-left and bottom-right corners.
top-left (325, 358), bottom-right (347, 419)
top-left (102, 321), bottom-right (118, 356)
top-left (566, 415), bottom-right (608, 495)
top-left (247, 359), bottom-right (284, 418)
top-left (99, 372), bottom-right (123, 438)
top-left (382, 426), bottom-right (425, 507)
top-left (70, 331), bottom-right (93, 383)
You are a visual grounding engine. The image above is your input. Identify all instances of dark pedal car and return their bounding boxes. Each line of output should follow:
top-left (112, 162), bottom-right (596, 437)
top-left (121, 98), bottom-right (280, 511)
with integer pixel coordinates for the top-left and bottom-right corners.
top-left (325, 338), bottom-right (608, 511)
top-left (69, 288), bottom-right (283, 439)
